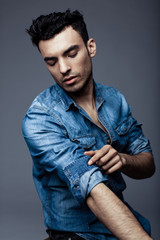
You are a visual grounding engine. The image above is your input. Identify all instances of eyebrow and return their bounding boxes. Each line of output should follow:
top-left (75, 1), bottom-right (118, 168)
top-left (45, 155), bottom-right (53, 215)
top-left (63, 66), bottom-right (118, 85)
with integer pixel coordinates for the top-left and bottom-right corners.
top-left (44, 56), bottom-right (56, 62)
top-left (44, 45), bottom-right (79, 62)
top-left (64, 45), bottom-right (79, 55)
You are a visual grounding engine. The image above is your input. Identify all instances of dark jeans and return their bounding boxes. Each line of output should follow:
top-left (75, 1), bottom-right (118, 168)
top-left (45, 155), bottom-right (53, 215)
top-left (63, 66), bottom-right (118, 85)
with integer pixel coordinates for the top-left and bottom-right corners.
top-left (47, 229), bottom-right (84, 240)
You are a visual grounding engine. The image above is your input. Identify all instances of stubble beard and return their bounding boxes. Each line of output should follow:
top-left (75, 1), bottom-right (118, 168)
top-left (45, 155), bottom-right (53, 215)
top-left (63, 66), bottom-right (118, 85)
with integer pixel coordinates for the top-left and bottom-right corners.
top-left (66, 70), bottom-right (93, 97)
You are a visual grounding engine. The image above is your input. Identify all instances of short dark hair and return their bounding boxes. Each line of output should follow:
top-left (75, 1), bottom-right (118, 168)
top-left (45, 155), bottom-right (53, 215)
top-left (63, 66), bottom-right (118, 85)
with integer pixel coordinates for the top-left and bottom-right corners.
top-left (26, 9), bottom-right (89, 48)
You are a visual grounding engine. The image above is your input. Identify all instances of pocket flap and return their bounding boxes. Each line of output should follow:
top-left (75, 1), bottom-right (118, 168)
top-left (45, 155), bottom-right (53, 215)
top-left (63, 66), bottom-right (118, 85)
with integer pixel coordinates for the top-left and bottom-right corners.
top-left (115, 117), bottom-right (135, 135)
top-left (71, 135), bottom-right (96, 149)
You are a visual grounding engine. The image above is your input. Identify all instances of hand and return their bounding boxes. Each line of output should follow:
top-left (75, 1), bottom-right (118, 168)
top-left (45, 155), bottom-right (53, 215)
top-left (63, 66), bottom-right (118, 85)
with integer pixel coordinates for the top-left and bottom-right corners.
top-left (84, 145), bottom-right (125, 174)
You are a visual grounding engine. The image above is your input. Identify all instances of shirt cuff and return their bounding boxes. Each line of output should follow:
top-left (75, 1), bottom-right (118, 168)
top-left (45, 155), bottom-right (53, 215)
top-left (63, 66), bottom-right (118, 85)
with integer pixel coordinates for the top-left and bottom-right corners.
top-left (64, 155), bottom-right (109, 205)
top-left (80, 169), bottom-right (109, 198)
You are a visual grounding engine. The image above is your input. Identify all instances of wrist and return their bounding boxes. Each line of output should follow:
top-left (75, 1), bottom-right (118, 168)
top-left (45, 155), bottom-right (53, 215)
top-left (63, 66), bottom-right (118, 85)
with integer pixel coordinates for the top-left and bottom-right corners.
top-left (119, 153), bottom-right (128, 170)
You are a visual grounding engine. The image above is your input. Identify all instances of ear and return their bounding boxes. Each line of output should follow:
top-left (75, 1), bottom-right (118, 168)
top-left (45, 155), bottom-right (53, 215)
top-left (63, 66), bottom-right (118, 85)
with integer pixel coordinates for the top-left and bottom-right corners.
top-left (87, 38), bottom-right (96, 58)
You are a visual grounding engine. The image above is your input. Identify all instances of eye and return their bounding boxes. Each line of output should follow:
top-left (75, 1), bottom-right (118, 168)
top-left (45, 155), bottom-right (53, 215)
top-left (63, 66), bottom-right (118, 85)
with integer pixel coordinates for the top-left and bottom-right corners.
top-left (47, 60), bottom-right (56, 67)
top-left (68, 50), bottom-right (78, 58)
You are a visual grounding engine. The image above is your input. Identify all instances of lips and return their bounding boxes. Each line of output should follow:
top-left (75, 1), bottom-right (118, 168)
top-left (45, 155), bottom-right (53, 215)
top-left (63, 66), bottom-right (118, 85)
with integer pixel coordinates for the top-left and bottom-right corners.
top-left (63, 76), bottom-right (77, 85)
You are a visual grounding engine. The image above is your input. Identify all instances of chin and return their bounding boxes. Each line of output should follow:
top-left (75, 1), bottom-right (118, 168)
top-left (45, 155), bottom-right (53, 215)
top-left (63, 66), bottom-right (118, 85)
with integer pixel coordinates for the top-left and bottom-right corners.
top-left (65, 82), bottom-right (86, 94)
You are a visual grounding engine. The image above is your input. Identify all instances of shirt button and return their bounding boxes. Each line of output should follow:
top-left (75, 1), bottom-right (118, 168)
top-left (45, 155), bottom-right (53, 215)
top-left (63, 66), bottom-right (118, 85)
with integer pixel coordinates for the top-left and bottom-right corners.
top-left (106, 139), bottom-right (111, 144)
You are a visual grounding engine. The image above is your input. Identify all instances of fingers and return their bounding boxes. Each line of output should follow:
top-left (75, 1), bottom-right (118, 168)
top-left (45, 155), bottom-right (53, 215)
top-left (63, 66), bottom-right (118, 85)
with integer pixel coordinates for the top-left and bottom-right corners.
top-left (102, 155), bottom-right (123, 174)
top-left (105, 161), bottom-right (123, 174)
top-left (84, 150), bottom-right (96, 157)
top-left (96, 147), bottom-right (118, 167)
top-left (101, 154), bottom-right (120, 170)
top-left (86, 145), bottom-right (117, 166)
top-left (97, 150), bottom-right (123, 174)
top-left (85, 145), bottom-right (123, 174)
top-left (86, 147), bottom-right (107, 166)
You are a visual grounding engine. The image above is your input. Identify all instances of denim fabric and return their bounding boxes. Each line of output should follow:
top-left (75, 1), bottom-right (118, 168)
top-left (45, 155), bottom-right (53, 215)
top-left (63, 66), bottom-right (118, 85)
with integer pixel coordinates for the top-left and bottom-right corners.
top-left (22, 82), bottom-right (152, 239)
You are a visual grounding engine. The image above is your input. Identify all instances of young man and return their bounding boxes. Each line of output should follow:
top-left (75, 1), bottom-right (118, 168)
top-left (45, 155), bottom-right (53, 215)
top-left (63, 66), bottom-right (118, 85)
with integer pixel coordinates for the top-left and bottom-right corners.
top-left (22, 9), bottom-right (155, 240)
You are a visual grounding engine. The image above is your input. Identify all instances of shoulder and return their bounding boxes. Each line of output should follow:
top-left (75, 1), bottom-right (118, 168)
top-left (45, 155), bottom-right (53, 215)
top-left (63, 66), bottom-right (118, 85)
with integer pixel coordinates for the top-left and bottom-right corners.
top-left (95, 82), bottom-right (131, 119)
top-left (96, 82), bottom-right (125, 102)
top-left (22, 85), bottom-right (62, 135)
top-left (24, 84), bottom-right (62, 117)
top-left (32, 84), bottom-right (59, 110)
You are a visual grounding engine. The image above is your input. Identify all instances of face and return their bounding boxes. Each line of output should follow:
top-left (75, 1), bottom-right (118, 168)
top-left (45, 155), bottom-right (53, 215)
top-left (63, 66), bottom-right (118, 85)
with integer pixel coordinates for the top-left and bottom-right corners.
top-left (39, 26), bottom-right (96, 94)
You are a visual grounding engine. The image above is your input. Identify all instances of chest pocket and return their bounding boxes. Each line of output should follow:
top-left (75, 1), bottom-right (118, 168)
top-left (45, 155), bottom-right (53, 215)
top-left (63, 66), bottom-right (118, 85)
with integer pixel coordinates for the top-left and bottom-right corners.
top-left (115, 116), bottom-right (135, 136)
top-left (71, 135), bottom-right (96, 150)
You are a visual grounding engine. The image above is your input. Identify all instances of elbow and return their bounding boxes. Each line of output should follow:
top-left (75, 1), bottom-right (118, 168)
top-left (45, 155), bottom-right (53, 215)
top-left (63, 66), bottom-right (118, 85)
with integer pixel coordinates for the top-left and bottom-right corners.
top-left (146, 154), bottom-right (156, 178)
top-left (149, 158), bottom-right (156, 177)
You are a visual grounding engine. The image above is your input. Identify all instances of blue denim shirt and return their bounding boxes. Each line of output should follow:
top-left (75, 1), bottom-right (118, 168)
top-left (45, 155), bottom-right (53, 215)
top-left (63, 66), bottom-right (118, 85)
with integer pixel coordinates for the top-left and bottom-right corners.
top-left (22, 82), bottom-right (152, 239)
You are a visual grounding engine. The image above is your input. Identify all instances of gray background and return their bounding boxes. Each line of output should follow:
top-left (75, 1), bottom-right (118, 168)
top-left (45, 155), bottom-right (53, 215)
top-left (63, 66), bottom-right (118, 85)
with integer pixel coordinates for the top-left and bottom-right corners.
top-left (1, 0), bottom-right (159, 239)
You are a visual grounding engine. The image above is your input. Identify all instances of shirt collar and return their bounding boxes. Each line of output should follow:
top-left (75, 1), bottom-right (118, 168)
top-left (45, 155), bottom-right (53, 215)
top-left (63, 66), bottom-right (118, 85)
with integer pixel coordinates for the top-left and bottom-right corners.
top-left (54, 83), bottom-right (78, 111)
top-left (54, 81), bottom-right (105, 111)
top-left (94, 81), bottom-right (105, 110)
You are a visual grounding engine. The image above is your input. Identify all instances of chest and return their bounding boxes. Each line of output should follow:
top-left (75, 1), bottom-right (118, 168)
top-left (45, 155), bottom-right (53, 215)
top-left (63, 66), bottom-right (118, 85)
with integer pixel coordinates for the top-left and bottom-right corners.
top-left (54, 103), bottom-right (130, 153)
top-left (85, 108), bottom-right (108, 134)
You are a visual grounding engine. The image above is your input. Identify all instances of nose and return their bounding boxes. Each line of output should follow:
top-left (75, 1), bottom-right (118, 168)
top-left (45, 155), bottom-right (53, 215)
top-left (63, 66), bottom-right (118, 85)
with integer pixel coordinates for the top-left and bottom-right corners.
top-left (59, 58), bottom-right (71, 75)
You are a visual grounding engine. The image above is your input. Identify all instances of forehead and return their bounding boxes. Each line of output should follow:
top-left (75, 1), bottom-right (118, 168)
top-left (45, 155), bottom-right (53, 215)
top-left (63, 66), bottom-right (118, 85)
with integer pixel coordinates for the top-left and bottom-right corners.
top-left (39, 26), bottom-right (84, 57)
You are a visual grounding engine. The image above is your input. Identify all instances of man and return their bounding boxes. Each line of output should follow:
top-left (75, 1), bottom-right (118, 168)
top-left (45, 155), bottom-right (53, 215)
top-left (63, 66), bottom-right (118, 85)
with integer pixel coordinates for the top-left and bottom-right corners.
top-left (22, 9), bottom-right (155, 240)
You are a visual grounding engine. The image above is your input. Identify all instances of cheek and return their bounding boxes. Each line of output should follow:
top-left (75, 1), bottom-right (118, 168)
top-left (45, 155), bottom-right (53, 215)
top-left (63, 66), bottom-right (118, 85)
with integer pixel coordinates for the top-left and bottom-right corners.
top-left (76, 54), bottom-right (92, 75)
top-left (47, 67), bottom-right (60, 80)
top-left (82, 58), bottom-right (92, 76)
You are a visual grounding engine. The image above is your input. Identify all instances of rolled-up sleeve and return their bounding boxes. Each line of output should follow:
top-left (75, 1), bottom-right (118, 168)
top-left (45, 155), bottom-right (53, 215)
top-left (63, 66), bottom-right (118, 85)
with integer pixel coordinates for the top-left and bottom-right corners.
top-left (64, 161), bottom-right (108, 204)
top-left (115, 91), bottom-right (152, 155)
top-left (22, 104), bottom-right (108, 205)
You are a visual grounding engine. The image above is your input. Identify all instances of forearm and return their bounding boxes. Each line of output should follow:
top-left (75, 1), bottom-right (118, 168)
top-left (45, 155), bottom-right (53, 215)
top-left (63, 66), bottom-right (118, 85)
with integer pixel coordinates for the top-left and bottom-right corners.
top-left (87, 183), bottom-right (152, 240)
top-left (120, 152), bottom-right (155, 179)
